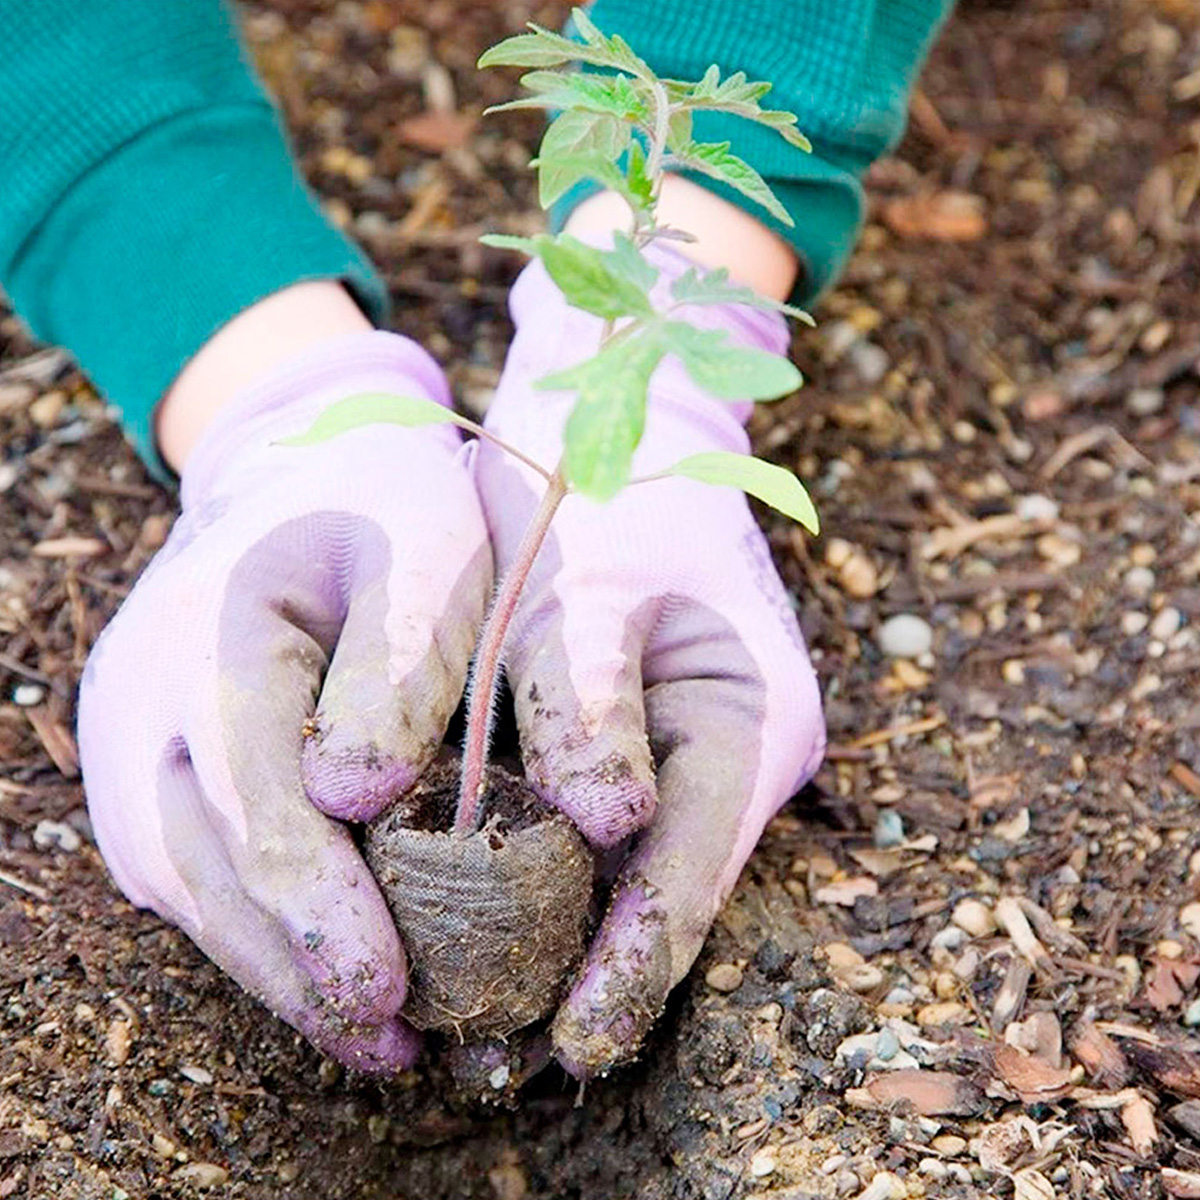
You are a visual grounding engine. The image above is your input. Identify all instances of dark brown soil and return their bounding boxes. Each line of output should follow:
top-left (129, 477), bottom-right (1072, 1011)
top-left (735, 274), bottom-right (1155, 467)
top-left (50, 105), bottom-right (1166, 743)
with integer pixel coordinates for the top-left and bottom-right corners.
top-left (4, 0), bottom-right (1200, 1196)
top-left (365, 757), bottom-right (593, 1040)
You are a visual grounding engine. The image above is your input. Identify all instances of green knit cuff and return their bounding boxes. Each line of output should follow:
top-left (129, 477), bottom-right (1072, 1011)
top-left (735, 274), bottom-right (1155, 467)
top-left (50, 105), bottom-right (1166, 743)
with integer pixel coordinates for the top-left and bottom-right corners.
top-left (6, 103), bottom-right (387, 477)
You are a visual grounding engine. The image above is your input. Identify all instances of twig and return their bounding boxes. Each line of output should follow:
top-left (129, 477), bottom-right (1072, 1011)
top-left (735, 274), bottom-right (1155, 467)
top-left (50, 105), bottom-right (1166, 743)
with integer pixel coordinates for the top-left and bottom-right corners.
top-left (0, 868), bottom-right (49, 901)
top-left (849, 714), bottom-right (946, 750)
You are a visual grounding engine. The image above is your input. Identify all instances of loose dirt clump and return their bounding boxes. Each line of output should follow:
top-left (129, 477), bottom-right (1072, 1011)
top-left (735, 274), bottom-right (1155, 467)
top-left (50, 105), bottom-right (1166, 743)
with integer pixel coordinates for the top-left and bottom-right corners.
top-left (365, 757), bottom-right (593, 1039)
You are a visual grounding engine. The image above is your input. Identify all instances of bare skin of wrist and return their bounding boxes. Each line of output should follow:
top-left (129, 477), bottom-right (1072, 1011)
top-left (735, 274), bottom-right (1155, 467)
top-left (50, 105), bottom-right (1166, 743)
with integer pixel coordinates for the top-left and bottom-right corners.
top-left (564, 174), bottom-right (800, 302)
top-left (155, 280), bottom-right (373, 473)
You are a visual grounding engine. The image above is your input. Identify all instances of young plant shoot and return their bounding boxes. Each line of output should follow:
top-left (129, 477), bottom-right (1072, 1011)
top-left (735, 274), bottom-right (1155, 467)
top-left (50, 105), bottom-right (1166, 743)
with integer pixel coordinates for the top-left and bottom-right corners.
top-left (285, 9), bottom-right (819, 837)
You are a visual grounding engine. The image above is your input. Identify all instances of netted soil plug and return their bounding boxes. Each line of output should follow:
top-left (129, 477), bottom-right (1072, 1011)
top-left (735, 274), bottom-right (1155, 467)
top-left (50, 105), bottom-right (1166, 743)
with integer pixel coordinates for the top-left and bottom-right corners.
top-left (365, 757), bottom-right (593, 1039)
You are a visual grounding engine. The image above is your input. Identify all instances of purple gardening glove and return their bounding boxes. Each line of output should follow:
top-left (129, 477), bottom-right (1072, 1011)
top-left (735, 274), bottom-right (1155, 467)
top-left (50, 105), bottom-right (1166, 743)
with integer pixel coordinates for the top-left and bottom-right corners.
top-left (78, 332), bottom-right (491, 1073)
top-left (477, 245), bottom-right (826, 1074)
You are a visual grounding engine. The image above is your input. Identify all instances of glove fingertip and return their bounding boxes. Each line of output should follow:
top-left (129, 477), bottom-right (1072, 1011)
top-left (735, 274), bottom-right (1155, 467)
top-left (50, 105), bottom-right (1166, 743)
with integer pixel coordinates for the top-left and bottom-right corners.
top-left (301, 739), bottom-right (422, 822)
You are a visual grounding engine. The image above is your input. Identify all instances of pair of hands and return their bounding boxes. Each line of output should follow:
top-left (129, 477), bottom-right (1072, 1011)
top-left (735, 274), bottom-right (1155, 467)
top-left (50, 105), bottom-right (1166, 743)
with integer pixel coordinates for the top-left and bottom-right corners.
top-left (76, 247), bottom-right (826, 1076)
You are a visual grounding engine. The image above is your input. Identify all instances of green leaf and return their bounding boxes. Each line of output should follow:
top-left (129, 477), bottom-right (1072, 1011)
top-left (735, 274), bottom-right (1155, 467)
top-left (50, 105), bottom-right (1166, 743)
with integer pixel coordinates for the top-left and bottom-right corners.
top-left (666, 108), bottom-right (694, 154)
top-left (626, 138), bottom-right (653, 210)
top-left (479, 233), bottom-right (540, 254)
top-left (543, 332), bottom-right (668, 500)
top-left (540, 234), bottom-right (656, 319)
top-left (662, 322), bottom-right (802, 400)
top-left (563, 9), bottom-right (653, 77)
top-left (662, 451), bottom-right (819, 533)
top-left (477, 32), bottom-right (581, 69)
top-left (486, 71), bottom-right (648, 120)
top-left (534, 107), bottom-right (628, 206)
top-left (670, 266), bottom-right (815, 324)
top-left (664, 68), bottom-right (812, 152)
top-left (606, 232), bottom-right (659, 293)
top-left (277, 392), bottom-right (459, 446)
top-left (672, 140), bottom-right (794, 226)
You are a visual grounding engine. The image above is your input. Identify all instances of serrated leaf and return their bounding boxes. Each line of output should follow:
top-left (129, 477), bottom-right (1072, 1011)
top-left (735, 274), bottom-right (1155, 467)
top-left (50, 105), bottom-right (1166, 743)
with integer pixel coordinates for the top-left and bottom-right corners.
top-left (606, 233), bottom-right (659, 293)
top-left (663, 321), bottom-right (802, 399)
top-left (535, 110), bottom-right (629, 206)
top-left (277, 392), bottom-right (459, 446)
top-left (498, 233), bottom-right (654, 319)
top-left (666, 108), bottom-right (693, 154)
top-left (564, 9), bottom-right (653, 77)
top-left (673, 140), bottom-right (794, 226)
top-left (663, 451), bottom-right (819, 533)
top-left (670, 266), bottom-right (815, 324)
top-left (543, 332), bottom-right (667, 500)
top-left (486, 71), bottom-right (648, 120)
top-left (477, 32), bottom-right (580, 70)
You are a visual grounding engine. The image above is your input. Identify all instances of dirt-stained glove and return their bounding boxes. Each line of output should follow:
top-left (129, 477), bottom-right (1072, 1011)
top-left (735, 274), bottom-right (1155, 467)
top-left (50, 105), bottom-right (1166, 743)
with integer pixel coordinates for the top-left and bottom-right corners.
top-left (78, 332), bottom-right (491, 1073)
top-left (476, 245), bottom-right (826, 1075)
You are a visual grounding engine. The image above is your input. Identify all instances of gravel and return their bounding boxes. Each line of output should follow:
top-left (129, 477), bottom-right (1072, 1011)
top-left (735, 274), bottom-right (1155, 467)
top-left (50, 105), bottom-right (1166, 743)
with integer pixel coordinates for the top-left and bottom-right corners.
top-left (877, 614), bottom-right (934, 658)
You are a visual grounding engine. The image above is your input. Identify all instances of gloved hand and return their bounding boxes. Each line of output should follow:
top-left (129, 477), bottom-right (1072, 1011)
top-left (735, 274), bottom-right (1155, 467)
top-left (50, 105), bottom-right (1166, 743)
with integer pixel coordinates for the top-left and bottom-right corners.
top-left (476, 244), bottom-right (826, 1075)
top-left (77, 332), bottom-right (491, 1072)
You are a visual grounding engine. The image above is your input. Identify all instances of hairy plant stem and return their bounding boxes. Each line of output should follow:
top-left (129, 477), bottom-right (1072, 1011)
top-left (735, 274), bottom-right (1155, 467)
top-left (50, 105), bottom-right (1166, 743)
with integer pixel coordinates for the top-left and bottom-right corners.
top-left (455, 468), bottom-right (570, 831)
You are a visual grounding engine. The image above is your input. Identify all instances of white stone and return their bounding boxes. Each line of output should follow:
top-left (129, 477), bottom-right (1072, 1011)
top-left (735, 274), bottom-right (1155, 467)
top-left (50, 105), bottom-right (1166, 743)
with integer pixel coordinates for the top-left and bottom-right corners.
top-left (1126, 387), bottom-right (1165, 416)
top-left (1016, 494), bottom-right (1059, 522)
top-left (33, 820), bottom-right (81, 853)
top-left (1151, 607), bottom-right (1183, 640)
top-left (12, 683), bottom-right (45, 707)
top-left (878, 614), bottom-right (933, 659)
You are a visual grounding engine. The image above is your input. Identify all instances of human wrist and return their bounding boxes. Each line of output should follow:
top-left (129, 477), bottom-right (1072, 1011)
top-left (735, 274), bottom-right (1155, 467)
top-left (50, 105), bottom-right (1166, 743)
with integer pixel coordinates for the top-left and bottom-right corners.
top-left (154, 281), bottom-right (374, 473)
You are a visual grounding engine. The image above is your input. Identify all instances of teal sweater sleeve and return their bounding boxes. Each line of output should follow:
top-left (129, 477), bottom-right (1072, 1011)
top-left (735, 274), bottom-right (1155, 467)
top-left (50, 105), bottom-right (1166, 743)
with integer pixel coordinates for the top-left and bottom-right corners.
top-left (0, 0), bottom-right (387, 469)
top-left (560, 0), bottom-right (956, 302)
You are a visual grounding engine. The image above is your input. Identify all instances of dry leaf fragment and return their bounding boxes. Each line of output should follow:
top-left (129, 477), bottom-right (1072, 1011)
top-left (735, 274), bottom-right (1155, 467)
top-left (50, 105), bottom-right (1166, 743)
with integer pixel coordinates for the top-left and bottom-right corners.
top-left (854, 1069), bottom-right (985, 1116)
top-left (25, 708), bottom-right (79, 779)
top-left (397, 110), bottom-right (477, 152)
top-left (1164, 1169), bottom-right (1200, 1199)
top-left (1145, 957), bottom-right (1200, 1013)
top-left (1005, 1012), bottom-right (1063, 1068)
top-left (882, 190), bottom-right (987, 241)
top-left (993, 808), bottom-right (1032, 843)
top-left (991, 1043), bottom-right (1074, 1103)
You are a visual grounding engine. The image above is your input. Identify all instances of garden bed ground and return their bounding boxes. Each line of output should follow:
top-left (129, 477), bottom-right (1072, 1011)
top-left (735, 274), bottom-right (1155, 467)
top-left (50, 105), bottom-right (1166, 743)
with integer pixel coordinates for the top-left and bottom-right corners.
top-left (3, 0), bottom-right (1200, 1195)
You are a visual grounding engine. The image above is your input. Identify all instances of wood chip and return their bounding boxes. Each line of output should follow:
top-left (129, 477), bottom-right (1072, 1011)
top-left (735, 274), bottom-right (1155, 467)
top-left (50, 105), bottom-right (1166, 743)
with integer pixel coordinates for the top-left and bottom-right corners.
top-left (849, 714), bottom-right (946, 749)
top-left (1124, 1039), bottom-right (1200, 1099)
top-left (1069, 1020), bottom-right (1131, 1088)
top-left (991, 1043), bottom-right (1074, 1104)
top-left (995, 897), bottom-right (1055, 974)
top-left (921, 512), bottom-right (1052, 561)
top-left (1004, 1011), bottom-right (1063, 1068)
top-left (993, 956), bottom-right (1033, 1029)
top-left (397, 110), bottom-right (477, 152)
top-left (1012, 1168), bottom-right (1055, 1200)
top-left (25, 707), bottom-right (79, 778)
top-left (814, 877), bottom-right (879, 907)
top-left (31, 536), bottom-right (108, 559)
top-left (1120, 1092), bottom-right (1157, 1156)
top-left (882, 191), bottom-right (987, 241)
top-left (851, 1069), bottom-right (985, 1117)
top-left (1164, 1169), bottom-right (1200, 1198)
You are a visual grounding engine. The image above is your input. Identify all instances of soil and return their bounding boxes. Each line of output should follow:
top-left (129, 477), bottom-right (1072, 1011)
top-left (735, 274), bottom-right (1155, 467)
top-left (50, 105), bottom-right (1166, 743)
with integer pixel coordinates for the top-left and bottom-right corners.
top-left (4, 0), bottom-right (1200, 1196)
top-left (364, 756), bottom-right (593, 1041)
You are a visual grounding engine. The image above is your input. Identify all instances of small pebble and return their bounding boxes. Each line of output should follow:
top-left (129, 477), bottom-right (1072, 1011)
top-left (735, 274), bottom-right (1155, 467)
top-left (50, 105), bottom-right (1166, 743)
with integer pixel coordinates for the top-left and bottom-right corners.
top-left (152, 1133), bottom-right (176, 1158)
top-left (1122, 611), bottom-right (1149, 636)
top-left (180, 1065), bottom-right (213, 1085)
top-left (1036, 532), bottom-right (1081, 566)
top-left (840, 553), bottom-right (880, 599)
top-left (932, 1134), bottom-right (967, 1155)
top-left (705, 963), bottom-right (743, 993)
top-left (1185, 999), bottom-right (1200, 1027)
top-left (875, 1026), bottom-right (900, 1061)
top-left (1124, 566), bottom-right (1156, 595)
top-left (848, 341), bottom-right (890, 385)
top-left (930, 925), bottom-right (967, 953)
top-left (33, 820), bottom-right (81, 853)
top-left (1151, 607), bottom-right (1183, 640)
top-left (916, 1001), bottom-right (972, 1027)
top-left (839, 964), bottom-right (885, 993)
top-left (1001, 658), bottom-right (1026, 685)
top-left (952, 898), bottom-right (997, 938)
top-left (1016, 494), bottom-right (1059, 522)
top-left (823, 943), bottom-right (866, 970)
top-left (11, 683), bottom-right (45, 707)
top-left (874, 810), bottom-right (905, 849)
top-left (488, 1064), bottom-right (511, 1090)
top-left (105, 1019), bottom-right (132, 1067)
top-left (1130, 543), bottom-right (1157, 567)
top-left (1126, 387), bottom-right (1165, 417)
top-left (1158, 939), bottom-right (1184, 960)
top-left (878, 614), bottom-right (933, 659)
top-left (1181, 902), bottom-right (1200, 941)
top-left (918, 1158), bottom-right (948, 1180)
top-left (174, 1164), bottom-right (229, 1189)
top-left (749, 1148), bottom-right (777, 1178)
